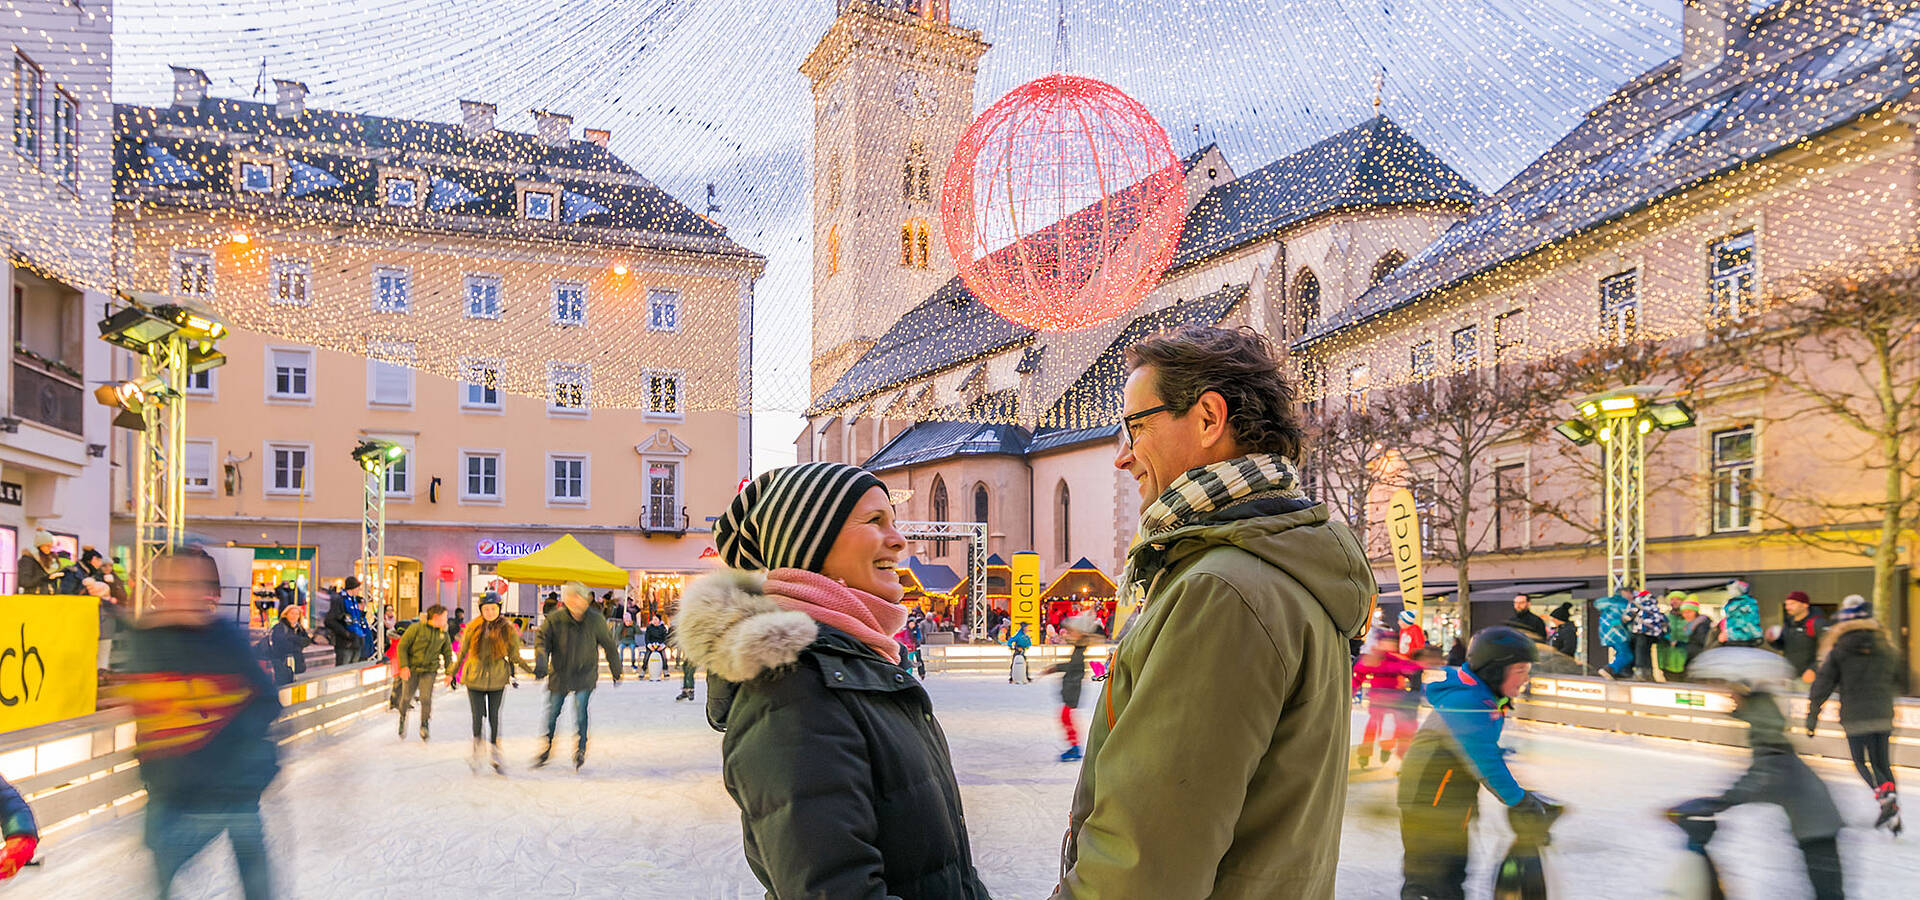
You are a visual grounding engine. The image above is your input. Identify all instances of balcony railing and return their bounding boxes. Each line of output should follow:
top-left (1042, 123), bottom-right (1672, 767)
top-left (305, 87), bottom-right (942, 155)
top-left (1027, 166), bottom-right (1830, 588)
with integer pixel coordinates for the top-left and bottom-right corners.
top-left (13, 353), bottom-right (84, 435)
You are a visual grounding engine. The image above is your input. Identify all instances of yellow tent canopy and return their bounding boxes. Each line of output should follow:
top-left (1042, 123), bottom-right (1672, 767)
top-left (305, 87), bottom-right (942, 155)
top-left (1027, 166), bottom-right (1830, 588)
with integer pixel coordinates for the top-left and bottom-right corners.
top-left (493, 534), bottom-right (629, 590)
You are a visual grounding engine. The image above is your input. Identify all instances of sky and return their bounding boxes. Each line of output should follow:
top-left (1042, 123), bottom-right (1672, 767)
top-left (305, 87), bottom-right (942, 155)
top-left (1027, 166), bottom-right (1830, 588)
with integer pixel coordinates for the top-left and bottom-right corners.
top-left (111, 0), bottom-right (1694, 470)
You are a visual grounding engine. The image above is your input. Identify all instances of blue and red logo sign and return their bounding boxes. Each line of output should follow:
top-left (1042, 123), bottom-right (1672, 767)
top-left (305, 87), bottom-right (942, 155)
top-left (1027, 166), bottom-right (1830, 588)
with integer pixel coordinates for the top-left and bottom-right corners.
top-left (476, 539), bottom-right (543, 560)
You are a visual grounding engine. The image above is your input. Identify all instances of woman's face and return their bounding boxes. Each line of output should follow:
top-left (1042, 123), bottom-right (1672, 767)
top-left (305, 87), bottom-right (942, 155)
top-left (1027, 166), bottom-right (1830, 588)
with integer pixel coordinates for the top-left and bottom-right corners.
top-left (819, 487), bottom-right (907, 603)
top-left (481, 605), bottom-right (500, 622)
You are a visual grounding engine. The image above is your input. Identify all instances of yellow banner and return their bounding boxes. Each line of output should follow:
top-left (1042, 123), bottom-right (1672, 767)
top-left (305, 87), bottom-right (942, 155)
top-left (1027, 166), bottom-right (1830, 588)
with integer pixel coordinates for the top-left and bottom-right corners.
top-left (1386, 488), bottom-right (1424, 624)
top-left (1010, 552), bottom-right (1042, 643)
top-left (0, 594), bottom-right (100, 731)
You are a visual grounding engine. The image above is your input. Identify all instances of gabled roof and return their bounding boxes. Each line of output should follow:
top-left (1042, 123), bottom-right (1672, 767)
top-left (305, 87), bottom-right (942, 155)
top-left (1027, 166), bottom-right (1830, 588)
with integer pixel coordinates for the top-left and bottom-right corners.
top-left (861, 419), bottom-right (1032, 472)
top-left (899, 556), bottom-right (962, 595)
top-left (113, 99), bottom-right (751, 251)
top-left (1170, 115), bottom-right (1482, 271)
top-left (1034, 283), bottom-right (1250, 434)
top-left (1321, 3), bottom-right (1920, 339)
top-left (810, 276), bottom-right (1034, 414)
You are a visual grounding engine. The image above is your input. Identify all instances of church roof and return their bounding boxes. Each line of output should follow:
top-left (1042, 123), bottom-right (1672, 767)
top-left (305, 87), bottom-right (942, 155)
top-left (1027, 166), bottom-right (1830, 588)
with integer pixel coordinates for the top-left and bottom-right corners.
top-left (1169, 115), bottom-right (1483, 272)
top-left (1318, 2), bottom-right (1920, 340)
top-left (862, 419), bottom-right (1032, 472)
top-left (811, 276), bottom-right (1034, 413)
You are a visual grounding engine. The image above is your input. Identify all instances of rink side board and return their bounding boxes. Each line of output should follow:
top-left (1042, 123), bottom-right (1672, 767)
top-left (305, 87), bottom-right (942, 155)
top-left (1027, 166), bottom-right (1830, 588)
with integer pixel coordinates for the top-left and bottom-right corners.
top-left (0, 593), bottom-right (100, 731)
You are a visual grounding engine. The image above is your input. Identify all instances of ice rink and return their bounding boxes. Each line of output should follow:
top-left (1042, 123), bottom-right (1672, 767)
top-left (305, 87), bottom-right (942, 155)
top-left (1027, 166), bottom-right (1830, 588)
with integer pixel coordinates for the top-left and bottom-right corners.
top-left (24, 672), bottom-right (1917, 899)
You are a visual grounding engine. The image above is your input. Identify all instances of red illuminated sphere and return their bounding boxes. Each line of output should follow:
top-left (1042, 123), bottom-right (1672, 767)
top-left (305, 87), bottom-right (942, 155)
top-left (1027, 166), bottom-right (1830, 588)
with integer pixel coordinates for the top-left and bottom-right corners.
top-left (941, 74), bottom-right (1186, 332)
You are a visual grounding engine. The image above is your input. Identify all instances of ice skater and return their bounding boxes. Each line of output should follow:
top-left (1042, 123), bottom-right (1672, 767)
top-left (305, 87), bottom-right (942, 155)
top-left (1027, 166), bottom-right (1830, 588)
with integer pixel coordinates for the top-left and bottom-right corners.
top-left (1397, 627), bottom-right (1558, 900)
top-left (1806, 594), bottom-right (1901, 835)
top-left (0, 772), bottom-right (38, 881)
top-left (1352, 628), bottom-right (1425, 770)
top-left (532, 582), bottom-right (622, 769)
top-left (1042, 614), bottom-right (1098, 761)
top-left (1007, 621), bottom-right (1032, 683)
top-left (396, 605), bottom-right (454, 741)
top-left (450, 593), bottom-right (534, 773)
top-left (1594, 586), bottom-right (1634, 679)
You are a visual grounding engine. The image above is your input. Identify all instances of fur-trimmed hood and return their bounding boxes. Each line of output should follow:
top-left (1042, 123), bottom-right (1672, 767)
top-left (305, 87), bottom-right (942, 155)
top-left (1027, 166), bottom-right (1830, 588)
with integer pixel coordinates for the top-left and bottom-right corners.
top-left (673, 569), bottom-right (818, 683)
top-left (1816, 616), bottom-right (1885, 664)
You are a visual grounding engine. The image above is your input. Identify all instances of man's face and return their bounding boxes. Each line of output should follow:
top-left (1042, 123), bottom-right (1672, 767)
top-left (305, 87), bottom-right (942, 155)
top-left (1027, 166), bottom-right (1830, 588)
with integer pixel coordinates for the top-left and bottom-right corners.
top-left (428, 612), bottom-right (447, 629)
top-left (1114, 367), bottom-right (1228, 512)
top-left (151, 554), bottom-right (220, 612)
top-left (1513, 595), bottom-right (1529, 612)
top-left (562, 590), bottom-right (590, 618)
top-left (1785, 598), bottom-right (1807, 618)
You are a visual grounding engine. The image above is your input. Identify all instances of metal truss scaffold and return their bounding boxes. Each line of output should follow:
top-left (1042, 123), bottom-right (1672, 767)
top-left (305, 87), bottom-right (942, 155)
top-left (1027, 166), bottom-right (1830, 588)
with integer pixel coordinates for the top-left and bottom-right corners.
top-left (132, 337), bottom-right (189, 614)
top-left (1602, 418), bottom-right (1647, 596)
top-left (895, 520), bottom-right (988, 641)
top-left (361, 464), bottom-right (392, 655)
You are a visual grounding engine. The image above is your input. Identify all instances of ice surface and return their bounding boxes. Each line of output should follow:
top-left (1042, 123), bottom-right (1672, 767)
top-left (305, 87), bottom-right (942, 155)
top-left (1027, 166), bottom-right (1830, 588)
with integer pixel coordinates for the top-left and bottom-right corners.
top-left (22, 673), bottom-right (1918, 898)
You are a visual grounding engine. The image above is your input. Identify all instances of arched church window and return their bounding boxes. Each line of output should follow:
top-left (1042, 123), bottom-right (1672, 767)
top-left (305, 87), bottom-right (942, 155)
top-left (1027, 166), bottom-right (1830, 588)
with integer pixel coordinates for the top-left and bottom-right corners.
top-left (1296, 267), bottom-right (1321, 334)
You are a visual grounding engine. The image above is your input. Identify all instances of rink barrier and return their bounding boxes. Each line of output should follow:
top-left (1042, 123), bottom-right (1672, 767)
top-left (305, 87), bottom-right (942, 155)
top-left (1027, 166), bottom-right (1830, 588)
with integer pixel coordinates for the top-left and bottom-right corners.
top-left (921, 643), bottom-right (1113, 674)
top-left (1514, 675), bottom-right (1920, 767)
top-left (0, 660), bottom-right (395, 837)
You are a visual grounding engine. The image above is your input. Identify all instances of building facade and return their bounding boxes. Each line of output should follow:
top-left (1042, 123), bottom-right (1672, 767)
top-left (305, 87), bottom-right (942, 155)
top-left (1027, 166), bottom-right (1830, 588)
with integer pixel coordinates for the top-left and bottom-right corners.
top-left (112, 72), bottom-right (763, 617)
top-left (0, 1), bottom-right (115, 587)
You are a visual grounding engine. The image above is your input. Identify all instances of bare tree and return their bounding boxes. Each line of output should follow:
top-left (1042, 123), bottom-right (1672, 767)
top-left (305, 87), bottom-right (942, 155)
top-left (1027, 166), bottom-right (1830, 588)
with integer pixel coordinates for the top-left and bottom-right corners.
top-left (1302, 401), bottom-right (1408, 558)
top-left (1378, 366), bottom-right (1549, 623)
top-left (1738, 250), bottom-right (1920, 626)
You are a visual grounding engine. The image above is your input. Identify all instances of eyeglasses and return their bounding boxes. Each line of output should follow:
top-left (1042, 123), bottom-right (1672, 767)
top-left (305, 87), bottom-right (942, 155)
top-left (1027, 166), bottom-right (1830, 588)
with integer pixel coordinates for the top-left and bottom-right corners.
top-left (1120, 404), bottom-right (1173, 446)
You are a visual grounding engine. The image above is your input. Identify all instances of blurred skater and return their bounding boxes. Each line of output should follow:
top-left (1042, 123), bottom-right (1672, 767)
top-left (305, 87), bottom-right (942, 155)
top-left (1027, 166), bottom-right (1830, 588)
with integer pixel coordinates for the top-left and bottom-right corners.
top-left (1676, 647), bottom-right (1844, 898)
top-left (1594, 586), bottom-right (1633, 679)
top-left (116, 549), bottom-right (281, 899)
top-left (0, 772), bottom-right (37, 881)
top-left (1807, 594), bottom-right (1901, 835)
top-left (450, 593), bottom-right (534, 773)
top-left (1398, 627), bottom-right (1557, 900)
top-left (1353, 628), bottom-right (1425, 770)
top-left (532, 582), bottom-right (622, 769)
top-left (396, 605), bottom-right (454, 741)
top-left (1042, 614), bottom-right (1098, 762)
top-left (322, 588), bottom-right (359, 666)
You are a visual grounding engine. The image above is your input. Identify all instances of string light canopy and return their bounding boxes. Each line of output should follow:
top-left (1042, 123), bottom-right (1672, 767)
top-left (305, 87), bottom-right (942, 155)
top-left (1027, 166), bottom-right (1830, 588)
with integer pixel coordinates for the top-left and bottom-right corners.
top-left (941, 74), bottom-right (1185, 332)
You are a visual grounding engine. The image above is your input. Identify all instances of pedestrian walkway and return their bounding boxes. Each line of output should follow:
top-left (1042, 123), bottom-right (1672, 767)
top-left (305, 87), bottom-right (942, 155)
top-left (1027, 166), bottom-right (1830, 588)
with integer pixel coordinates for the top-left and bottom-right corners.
top-left (24, 676), bottom-right (1918, 898)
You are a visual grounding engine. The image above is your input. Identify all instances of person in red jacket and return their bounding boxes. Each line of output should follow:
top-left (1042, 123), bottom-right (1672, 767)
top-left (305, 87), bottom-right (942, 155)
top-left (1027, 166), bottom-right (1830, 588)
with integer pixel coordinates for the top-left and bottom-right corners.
top-left (1397, 608), bottom-right (1428, 657)
top-left (1354, 627), bottom-right (1427, 769)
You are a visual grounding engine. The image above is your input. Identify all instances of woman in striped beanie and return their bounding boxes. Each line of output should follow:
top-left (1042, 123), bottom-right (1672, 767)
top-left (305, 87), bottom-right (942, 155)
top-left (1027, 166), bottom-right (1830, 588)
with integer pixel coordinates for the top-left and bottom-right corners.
top-left (676, 462), bottom-right (989, 899)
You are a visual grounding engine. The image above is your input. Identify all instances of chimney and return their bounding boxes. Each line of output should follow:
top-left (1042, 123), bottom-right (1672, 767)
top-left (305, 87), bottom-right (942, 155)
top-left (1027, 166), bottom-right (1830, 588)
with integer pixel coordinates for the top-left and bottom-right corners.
top-left (1681, 0), bottom-right (1745, 81)
top-left (532, 109), bottom-right (573, 148)
top-left (170, 66), bottom-right (209, 108)
top-left (272, 79), bottom-right (307, 119)
top-left (583, 128), bottom-right (611, 149)
top-left (459, 100), bottom-right (496, 140)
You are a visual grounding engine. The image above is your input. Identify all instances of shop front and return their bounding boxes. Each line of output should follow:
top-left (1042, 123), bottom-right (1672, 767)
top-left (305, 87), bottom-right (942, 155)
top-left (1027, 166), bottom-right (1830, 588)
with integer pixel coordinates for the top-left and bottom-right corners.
top-left (613, 532), bottom-right (720, 623)
top-left (242, 545), bottom-right (316, 627)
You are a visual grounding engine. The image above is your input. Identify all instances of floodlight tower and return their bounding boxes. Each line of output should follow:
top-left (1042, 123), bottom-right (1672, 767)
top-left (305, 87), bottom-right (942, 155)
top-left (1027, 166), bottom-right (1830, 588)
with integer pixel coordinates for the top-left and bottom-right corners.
top-left (96, 294), bottom-right (228, 613)
top-left (353, 439), bottom-right (407, 652)
top-left (1552, 385), bottom-right (1697, 595)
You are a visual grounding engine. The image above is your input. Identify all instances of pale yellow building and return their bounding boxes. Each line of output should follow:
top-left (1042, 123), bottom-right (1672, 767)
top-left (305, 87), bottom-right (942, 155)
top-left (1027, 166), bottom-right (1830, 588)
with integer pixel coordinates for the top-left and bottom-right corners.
top-left (111, 71), bottom-right (763, 617)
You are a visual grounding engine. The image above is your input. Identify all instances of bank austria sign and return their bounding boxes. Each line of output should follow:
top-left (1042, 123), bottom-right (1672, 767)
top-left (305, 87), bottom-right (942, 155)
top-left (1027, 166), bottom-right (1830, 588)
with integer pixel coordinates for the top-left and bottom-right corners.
top-left (476, 539), bottom-right (545, 560)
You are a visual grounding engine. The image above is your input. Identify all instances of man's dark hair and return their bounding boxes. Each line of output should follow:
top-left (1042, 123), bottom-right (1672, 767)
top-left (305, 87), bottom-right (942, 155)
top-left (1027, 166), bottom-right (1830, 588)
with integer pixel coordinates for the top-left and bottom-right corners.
top-left (425, 604), bottom-right (447, 618)
top-left (1124, 325), bottom-right (1303, 459)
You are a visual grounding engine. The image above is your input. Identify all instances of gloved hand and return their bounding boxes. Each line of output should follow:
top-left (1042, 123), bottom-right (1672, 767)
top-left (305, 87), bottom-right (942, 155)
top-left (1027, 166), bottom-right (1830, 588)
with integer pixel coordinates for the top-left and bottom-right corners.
top-left (1510, 791), bottom-right (1562, 824)
top-left (0, 834), bottom-right (36, 879)
top-left (1667, 796), bottom-right (1722, 819)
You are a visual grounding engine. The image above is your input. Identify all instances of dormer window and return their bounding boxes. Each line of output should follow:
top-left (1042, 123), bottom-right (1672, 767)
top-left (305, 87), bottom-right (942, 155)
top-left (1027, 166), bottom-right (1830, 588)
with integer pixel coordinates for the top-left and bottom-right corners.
top-left (239, 161), bottom-right (276, 193)
top-left (523, 189), bottom-right (556, 221)
top-left (384, 176), bottom-right (419, 208)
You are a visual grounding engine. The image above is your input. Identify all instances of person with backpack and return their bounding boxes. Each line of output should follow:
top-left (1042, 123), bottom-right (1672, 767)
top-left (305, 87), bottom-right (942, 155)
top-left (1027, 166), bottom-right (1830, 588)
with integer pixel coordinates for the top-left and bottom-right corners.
top-left (396, 605), bottom-right (455, 741)
top-left (1627, 589), bottom-right (1669, 681)
top-left (1807, 594), bottom-right (1901, 835)
top-left (321, 589), bottom-right (359, 666)
top-left (1594, 587), bottom-right (1634, 679)
top-left (1719, 580), bottom-right (1763, 648)
top-left (1770, 590), bottom-right (1825, 683)
top-left (449, 593), bottom-right (534, 773)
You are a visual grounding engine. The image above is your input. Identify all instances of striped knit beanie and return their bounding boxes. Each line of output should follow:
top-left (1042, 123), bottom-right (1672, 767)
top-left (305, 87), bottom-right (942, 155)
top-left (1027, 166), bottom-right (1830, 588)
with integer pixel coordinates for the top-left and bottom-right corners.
top-left (714, 463), bottom-right (888, 573)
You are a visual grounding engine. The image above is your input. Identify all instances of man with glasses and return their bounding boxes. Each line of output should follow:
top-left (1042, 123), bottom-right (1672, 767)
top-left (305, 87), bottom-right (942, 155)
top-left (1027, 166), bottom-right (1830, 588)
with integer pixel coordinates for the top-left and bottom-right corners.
top-left (1052, 326), bottom-right (1374, 900)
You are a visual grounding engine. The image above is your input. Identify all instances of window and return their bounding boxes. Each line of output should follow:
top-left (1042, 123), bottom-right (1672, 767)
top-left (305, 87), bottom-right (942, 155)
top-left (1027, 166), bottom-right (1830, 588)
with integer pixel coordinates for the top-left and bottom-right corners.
top-left (171, 249), bottom-right (213, 298)
top-left (267, 443), bottom-right (311, 496)
top-left (373, 266), bottom-right (411, 314)
top-left (1345, 364), bottom-right (1369, 413)
top-left (184, 367), bottom-right (214, 396)
top-left (645, 369), bottom-right (682, 417)
top-left (385, 449), bottom-right (411, 497)
top-left (1410, 340), bottom-right (1436, 377)
top-left (548, 362), bottom-right (589, 414)
top-left (647, 288), bottom-right (679, 332)
top-left (239, 161), bottom-right (275, 193)
top-left (49, 87), bottom-right (75, 184)
top-left (972, 483), bottom-right (989, 526)
top-left (13, 53), bottom-right (41, 162)
top-left (900, 220), bottom-right (930, 268)
top-left (1371, 250), bottom-right (1407, 286)
top-left (523, 190), bottom-right (556, 221)
top-left (1493, 309), bottom-right (1526, 363)
top-left (366, 341), bottom-right (416, 407)
top-left (1056, 481), bottom-right (1071, 562)
top-left (1296, 268), bottom-right (1321, 333)
top-left (930, 476), bottom-right (949, 559)
top-left (1707, 230), bottom-right (1757, 328)
top-left (1451, 325), bottom-right (1479, 370)
top-left (267, 347), bottom-right (313, 400)
top-left (1493, 463), bottom-right (1527, 550)
top-left (549, 454), bottom-right (587, 504)
top-left (552, 281), bottom-right (586, 327)
top-left (270, 258), bottom-right (311, 306)
top-left (462, 452), bottom-right (502, 502)
top-left (1412, 474), bottom-right (1436, 552)
top-left (1711, 426), bottom-right (1756, 532)
top-left (645, 460), bottom-right (680, 530)
top-left (464, 274), bottom-right (503, 320)
top-left (383, 177), bottom-right (418, 207)
top-left (185, 440), bottom-right (215, 493)
top-left (903, 142), bottom-right (931, 201)
top-left (1600, 270), bottom-right (1638, 343)
top-left (460, 357), bottom-right (502, 410)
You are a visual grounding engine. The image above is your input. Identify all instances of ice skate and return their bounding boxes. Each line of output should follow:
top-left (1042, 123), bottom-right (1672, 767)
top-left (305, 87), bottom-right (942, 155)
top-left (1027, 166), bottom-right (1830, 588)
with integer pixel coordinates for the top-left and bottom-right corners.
top-left (490, 742), bottom-right (504, 774)
top-left (397, 712), bottom-right (407, 740)
top-left (574, 743), bottom-right (587, 771)
top-left (1059, 745), bottom-right (1082, 762)
top-left (1875, 784), bottom-right (1901, 835)
top-left (533, 737), bottom-right (552, 768)
top-left (469, 738), bottom-right (483, 772)
top-left (419, 723), bottom-right (429, 742)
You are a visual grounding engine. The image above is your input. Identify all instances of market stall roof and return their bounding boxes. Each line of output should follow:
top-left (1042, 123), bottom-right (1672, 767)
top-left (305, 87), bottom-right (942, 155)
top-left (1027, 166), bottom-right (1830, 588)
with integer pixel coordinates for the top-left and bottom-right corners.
top-left (1042, 558), bottom-right (1118, 602)
top-left (494, 534), bottom-right (629, 590)
top-left (897, 556), bottom-right (961, 596)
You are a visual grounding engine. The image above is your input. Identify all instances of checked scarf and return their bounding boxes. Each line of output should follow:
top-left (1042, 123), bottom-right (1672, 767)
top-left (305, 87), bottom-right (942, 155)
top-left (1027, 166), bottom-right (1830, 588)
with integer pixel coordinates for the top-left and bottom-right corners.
top-left (1139, 453), bottom-right (1306, 537)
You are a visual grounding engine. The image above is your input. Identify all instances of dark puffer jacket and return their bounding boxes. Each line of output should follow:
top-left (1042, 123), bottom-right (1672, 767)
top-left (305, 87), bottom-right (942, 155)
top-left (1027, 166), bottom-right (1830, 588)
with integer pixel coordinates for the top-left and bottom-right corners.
top-left (677, 570), bottom-right (989, 900)
top-left (1807, 618), bottom-right (1897, 736)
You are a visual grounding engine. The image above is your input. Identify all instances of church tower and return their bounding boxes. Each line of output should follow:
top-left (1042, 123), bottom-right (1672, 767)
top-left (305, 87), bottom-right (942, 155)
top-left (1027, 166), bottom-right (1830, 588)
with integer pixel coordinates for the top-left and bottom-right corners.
top-left (801, 0), bottom-right (989, 399)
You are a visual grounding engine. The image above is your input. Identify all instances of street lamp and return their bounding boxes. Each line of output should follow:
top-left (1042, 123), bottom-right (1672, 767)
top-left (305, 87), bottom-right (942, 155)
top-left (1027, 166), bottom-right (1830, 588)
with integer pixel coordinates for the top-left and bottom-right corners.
top-left (1553, 384), bottom-right (1696, 595)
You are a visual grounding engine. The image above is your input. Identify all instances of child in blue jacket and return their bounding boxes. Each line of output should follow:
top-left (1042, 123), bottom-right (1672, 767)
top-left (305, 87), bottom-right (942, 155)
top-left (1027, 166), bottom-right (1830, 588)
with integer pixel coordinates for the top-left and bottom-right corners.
top-left (0, 771), bottom-right (39, 880)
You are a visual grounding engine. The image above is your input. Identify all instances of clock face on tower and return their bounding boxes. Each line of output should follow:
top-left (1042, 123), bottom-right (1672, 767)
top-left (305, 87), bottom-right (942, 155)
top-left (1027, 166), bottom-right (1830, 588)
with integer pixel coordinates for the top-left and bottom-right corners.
top-left (893, 70), bottom-right (941, 119)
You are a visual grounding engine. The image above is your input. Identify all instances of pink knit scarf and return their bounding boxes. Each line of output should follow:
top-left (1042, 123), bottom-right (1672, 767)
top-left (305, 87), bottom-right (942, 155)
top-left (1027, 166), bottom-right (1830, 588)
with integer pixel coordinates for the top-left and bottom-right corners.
top-left (764, 568), bottom-right (907, 665)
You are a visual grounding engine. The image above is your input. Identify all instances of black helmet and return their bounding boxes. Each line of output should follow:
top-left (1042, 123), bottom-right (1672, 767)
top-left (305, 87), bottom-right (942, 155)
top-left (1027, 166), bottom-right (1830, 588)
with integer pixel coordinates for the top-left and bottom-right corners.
top-left (1467, 626), bottom-right (1538, 695)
